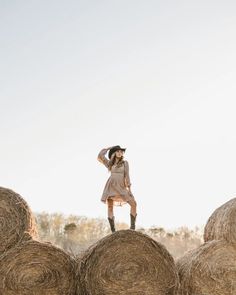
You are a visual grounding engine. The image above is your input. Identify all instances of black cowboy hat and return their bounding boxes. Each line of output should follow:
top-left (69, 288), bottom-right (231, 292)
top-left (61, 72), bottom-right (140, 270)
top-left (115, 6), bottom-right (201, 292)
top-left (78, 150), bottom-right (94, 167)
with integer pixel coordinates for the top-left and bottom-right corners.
top-left (108, 145), bottom-right (126, 159)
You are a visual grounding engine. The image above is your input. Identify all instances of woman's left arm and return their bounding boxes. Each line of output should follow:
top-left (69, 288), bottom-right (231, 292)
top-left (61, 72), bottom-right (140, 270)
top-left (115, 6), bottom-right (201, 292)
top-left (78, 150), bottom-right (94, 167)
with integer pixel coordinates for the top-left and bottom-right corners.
top-left (124, 160), bottom-right (132, 189)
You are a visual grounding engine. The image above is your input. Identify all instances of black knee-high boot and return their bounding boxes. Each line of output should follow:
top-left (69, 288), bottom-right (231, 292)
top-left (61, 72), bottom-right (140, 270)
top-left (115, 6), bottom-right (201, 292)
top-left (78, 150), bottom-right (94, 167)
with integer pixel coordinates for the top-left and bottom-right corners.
top-left (130, 214), bottom-right (137, 230)
top-left (108, 216), bottom-right (115, 233)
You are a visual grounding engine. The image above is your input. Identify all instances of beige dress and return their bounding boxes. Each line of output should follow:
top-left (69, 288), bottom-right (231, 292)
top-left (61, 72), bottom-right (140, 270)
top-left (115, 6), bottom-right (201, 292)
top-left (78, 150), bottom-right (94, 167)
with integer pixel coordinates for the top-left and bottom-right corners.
top-left (97, 148), bottom-right (134, 206)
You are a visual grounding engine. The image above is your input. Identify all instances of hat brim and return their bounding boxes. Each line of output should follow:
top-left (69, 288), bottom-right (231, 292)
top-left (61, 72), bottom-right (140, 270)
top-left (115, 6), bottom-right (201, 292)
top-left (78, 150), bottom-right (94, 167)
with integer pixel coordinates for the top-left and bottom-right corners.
top-left (108, 147), bottom-right (126, 159)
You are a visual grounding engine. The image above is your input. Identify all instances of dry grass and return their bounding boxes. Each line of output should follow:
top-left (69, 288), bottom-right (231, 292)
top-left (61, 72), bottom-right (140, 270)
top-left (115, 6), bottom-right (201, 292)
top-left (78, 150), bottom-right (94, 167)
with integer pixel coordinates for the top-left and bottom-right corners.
top-left (77, 229), bottom-right (179, 295)
top-left (176, 240), bottom-right (236, 295)
top-left (204, 197), bottom-right (236, 243)
top-left (0, 187), bottom-right (37, 254)
top-left (0, 239), bottom-right (77, 295)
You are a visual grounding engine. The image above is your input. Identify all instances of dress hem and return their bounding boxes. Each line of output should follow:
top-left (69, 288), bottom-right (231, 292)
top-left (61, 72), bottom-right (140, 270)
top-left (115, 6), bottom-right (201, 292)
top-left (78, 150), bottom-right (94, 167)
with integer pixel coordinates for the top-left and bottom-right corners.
top-left (101, 193), bottom-right (134, 206)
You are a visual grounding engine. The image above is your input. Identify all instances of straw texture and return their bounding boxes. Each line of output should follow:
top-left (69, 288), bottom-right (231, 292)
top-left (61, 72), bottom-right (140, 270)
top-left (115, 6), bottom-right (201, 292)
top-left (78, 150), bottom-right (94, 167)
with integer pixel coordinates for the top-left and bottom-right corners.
top-left (77, 229), bottom-right (179, 295)
top-left (204, 197), bottom-right (236, 243)
top-left (176, 240), bottom-right (236, 295)
top-left (0, 240), bottom-right (77, 295)
top-left (0, 186), bottom-right (37, 254)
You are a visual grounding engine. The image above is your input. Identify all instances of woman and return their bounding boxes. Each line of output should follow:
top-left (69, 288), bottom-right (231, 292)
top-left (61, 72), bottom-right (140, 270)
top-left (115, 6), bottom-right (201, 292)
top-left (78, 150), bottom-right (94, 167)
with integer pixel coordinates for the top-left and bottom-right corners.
top-left (97, 145), bottom-right (137, 233)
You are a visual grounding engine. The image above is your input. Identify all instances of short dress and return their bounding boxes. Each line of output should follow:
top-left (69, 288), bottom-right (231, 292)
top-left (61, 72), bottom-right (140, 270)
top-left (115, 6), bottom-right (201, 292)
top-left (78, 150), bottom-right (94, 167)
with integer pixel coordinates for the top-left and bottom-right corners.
top-left (97, 148), bottom-right (134, 206)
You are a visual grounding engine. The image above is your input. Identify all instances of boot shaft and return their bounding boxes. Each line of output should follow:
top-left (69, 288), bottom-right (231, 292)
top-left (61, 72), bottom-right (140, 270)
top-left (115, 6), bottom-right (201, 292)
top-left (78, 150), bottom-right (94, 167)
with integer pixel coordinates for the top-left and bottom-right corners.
top-left (130, 214), bottom-right (137, 230)
top-left (108, 217), bottom-right (115, 233)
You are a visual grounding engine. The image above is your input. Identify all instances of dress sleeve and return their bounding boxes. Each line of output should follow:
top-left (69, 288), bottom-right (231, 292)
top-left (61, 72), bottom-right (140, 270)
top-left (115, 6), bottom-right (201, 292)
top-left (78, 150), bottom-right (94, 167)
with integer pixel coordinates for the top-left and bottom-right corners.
top-left (97, 148), bottom-right (110, 168)
top-left (124, 160), bottom-right (131, 187)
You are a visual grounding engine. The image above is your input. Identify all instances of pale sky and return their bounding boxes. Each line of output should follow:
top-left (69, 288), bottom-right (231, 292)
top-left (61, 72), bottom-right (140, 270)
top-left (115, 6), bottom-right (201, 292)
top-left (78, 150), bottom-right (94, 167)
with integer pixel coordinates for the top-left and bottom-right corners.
top-left (1, 0), bottom-right (236, 229)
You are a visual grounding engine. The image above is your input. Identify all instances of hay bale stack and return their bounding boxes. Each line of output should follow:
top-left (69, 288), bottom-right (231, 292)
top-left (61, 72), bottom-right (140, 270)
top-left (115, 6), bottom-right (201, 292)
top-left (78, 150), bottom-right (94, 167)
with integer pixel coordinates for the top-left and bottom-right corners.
top-left (0, 187), bottom-right (37, 253)
top-left (77, 229), bottom-right (179, 295)
top-left (0, 240), bottom-right (77, 295)
top-left (176, 240), bottom-right (236, 295)
top-left (204, 197), bottom-right (236, 243)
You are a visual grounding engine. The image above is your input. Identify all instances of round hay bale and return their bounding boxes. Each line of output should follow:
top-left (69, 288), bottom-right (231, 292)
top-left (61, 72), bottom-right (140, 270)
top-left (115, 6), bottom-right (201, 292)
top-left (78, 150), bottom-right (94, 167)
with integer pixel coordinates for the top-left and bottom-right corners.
top-left (176, 240), bottom-right (236, 295)
top-left (0, 187), bottom-right (37, 253)
top-left (0, 240), bottom-right (77, 295)
top-left (77, 229), bottom-right (179, 295)
top-left (204, 197), bottom-right (236, 243)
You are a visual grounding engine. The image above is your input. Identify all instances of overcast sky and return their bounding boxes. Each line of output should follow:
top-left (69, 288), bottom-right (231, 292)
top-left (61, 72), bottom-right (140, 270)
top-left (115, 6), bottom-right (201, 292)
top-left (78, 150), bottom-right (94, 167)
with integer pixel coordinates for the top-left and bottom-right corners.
top-left (1, 0), bottom-right (236, 229)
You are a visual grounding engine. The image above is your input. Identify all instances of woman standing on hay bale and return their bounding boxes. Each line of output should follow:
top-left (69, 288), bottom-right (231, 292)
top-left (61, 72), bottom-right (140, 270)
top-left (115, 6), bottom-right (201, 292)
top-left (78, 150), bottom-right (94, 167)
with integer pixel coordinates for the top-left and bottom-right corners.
top-left (97, 145), bottom-right (137, 233)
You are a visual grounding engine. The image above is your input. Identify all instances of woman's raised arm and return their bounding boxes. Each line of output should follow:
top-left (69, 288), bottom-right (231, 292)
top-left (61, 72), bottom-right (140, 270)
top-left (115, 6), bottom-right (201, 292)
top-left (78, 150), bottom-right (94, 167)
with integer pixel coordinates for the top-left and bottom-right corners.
top-left (97, 147), bottom-right (112, 168)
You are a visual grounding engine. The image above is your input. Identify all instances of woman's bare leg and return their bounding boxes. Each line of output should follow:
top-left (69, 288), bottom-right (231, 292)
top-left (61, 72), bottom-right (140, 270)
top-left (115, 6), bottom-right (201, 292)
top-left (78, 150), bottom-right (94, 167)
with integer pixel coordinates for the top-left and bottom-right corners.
top-left (107, 199), bottom-right (114, 218)
top-left (127, 198), bottom-right (137, 217)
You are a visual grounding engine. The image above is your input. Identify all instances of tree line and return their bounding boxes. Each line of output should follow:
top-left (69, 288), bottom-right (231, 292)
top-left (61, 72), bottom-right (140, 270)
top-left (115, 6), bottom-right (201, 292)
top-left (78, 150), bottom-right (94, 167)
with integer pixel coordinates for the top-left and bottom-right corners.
top-left (35, 212), bottom-right (203, 259)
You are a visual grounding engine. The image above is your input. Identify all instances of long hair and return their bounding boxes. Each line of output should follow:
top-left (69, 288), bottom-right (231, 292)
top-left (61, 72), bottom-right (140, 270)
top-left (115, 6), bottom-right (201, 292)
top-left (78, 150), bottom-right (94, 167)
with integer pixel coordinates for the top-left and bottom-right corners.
top-left (108, 153), bottom-right (124, 171)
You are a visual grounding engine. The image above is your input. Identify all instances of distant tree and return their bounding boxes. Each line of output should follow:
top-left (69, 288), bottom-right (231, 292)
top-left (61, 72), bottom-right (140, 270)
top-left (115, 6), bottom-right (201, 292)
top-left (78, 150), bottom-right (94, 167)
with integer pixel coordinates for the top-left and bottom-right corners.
top-left (35, 212), bottom-right (203, 259)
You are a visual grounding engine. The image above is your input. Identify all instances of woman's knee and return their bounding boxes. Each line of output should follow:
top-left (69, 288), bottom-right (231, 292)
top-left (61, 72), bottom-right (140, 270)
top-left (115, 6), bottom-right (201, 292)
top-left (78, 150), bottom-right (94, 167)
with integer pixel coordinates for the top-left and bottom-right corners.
top-left (129, 199), bottom-right (137, 208)
top-left (107, 199), bottom-right (113, 208)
